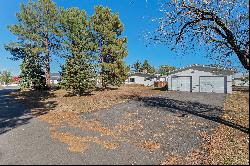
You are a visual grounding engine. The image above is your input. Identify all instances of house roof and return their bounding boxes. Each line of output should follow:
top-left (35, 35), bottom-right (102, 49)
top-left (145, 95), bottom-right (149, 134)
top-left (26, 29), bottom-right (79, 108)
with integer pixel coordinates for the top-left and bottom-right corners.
top-left (12, 76), bottom-right (20, 82)
top-left (129, 72), bottom-right (156, 78)
top-left (166, 64), bottom-right (235, 76)
top-left (51, 73), bottom-right (61, 80)
top-left (233, 72), bottom-right (249, 79)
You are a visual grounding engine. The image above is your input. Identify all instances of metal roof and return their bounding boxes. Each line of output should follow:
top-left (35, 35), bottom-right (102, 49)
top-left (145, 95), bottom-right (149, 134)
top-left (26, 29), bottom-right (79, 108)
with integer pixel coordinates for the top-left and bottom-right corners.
top-left (167, 64), bottom-right (235, 76)
top-left (129, 72), bottom-right (156, 78)
top-left (232, 72), bottom-right (249, 79)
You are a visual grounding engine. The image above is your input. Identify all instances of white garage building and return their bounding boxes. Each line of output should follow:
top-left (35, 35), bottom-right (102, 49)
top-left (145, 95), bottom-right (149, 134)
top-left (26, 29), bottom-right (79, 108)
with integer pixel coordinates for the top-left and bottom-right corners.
top-left (165, 65), bottom-right (234, 94)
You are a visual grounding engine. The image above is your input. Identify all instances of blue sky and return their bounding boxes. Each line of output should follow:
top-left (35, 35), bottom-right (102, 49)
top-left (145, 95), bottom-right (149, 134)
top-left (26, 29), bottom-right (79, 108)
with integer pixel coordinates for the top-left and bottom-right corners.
top-left (0, 0), bottom-right (218, 75)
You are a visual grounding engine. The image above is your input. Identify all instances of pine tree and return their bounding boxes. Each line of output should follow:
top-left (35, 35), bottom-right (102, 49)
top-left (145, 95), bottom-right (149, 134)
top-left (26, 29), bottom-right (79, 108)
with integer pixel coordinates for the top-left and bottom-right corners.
top-left (19, 49), bottom-right (46, 90)
top-left (5, 0), bottom-right (62, 88)
top-left (19, 62), bottom-right (30, 89)
top-left (0, 70), bottom-right (12, 86)
top-left (158, 65), bottom-right (176, 76)
top-left (60, 55), bottom-right (96, 96)
top-left (141, 60), bottom-right (155, 74)
top-left (59, 8), bottom-right (96, 96)
top-left (132, 60), bottom-right (142, 72)
top-left (90, 6), bottom-right (129, 88)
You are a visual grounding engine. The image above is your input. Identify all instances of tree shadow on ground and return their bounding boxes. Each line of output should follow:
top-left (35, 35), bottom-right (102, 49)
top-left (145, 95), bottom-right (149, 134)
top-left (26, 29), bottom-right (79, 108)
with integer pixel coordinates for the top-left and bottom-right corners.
top-left (63, 92), bottom-right (94, 97)
top-left (153, 86), bottom-right (168, 91)
top-left (62, 86), bottom-right (120, 97)
top-left (95, 86), bottom-right (119, 91)
top-left (135, 96), bottom-right (249, 134)
top-left (0, 89), bottom-right (57, 135)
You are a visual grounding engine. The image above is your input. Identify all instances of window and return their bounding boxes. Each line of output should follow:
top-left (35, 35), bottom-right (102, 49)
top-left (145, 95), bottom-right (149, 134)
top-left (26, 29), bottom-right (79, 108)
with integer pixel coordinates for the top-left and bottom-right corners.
top-left (130, 78), bottom-right (135, 82)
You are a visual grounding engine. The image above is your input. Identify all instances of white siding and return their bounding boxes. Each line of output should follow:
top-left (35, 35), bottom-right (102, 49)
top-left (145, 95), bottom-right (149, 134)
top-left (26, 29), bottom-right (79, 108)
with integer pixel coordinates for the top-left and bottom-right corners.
top-left (226, 75), bottom-right (232, 94)
top-left (154, 77), bottom-right (166, 82)
top-left (233, 79), bottom-right (249, 86)
top-left (50, 80), bottom-right (59, 85)
top-left (125, 76), bottom-right (154, 86)
top-left (160, 77), bottom-right (166, 81)
top-left (166, 69), bottom-right (232, 94)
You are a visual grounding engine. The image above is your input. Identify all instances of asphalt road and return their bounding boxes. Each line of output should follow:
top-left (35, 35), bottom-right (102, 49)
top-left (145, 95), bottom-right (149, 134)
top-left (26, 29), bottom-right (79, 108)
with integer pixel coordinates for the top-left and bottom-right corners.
top-left (0, 88), bottom-right (30, 135)
top-left (0, 89), bottom-right (226, 165)
top-left (0, 88), bottom-right (92, 165)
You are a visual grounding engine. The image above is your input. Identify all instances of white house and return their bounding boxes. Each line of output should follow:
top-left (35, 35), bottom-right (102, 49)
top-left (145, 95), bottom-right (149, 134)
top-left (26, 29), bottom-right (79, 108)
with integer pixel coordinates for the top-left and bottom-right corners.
top-left (164, 65), bottom-right (234, 94)
top-left (125, 73), bottom-right (156, 86)
top-left (50, 73), bottom-right (61, 85)
top-left (233, 73), bottom-right (249, 87)
top-left (154, 74), bottom-right (167, 82)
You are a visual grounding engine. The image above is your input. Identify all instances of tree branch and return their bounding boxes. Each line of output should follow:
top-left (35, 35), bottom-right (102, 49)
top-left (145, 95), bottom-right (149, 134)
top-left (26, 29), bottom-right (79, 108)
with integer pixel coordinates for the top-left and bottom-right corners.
top-left (176, 19), bottom-right (200, 44)
top-left (181, 4), bottom-right (249, 70)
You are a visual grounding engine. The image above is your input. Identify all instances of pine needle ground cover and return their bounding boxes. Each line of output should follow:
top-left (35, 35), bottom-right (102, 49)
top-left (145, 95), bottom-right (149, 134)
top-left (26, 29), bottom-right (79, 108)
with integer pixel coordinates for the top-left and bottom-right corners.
top-left (204, 91), bottom-right (249, 165)
top-left (160, 91), bottom-right (249, 165)
top-left (11, 85), bottom-right (165, 156)
top-left (11, 88), bottom-right (248, 164)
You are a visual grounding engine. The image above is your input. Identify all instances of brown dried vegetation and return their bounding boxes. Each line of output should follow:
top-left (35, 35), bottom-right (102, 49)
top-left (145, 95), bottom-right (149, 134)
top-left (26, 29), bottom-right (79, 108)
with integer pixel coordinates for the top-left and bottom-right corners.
top-left (161, 91), bottom-right (249, 165)
top-left (12, 85), bottom-right (164, 153)
top-left (205, 92), bottom-right (249, 165)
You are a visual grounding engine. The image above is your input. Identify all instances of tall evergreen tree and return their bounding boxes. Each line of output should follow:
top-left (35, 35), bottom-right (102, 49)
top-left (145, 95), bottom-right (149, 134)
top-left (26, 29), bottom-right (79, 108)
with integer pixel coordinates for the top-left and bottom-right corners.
top-left (5, 43), bottom-right (46, 90)
top-left (90, 6), bottom-right (129, 88)
top-left (158, 65), bottom-right (176, 76)
top-left (132, 60), bottom-right (142, 72)
top-left (0, 70), bottom-right (12, 86)
top-left (19, 50), bottom-right (46, 90)
top-left (59, 8), bottom-right (96, 96)
top-left (141, 60), bottom-right (155, 74)
top-left (60, 55), bottom-right (96, 96)
top-left (5, 0), bottom-right (62, 88)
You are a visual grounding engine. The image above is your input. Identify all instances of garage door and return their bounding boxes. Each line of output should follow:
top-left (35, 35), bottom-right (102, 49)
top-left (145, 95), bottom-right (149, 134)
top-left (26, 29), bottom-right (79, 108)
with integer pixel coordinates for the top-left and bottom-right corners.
top-left (172, 76), bottom-right (191, 92)
top-left (200, 76), bottom-right (226, 93)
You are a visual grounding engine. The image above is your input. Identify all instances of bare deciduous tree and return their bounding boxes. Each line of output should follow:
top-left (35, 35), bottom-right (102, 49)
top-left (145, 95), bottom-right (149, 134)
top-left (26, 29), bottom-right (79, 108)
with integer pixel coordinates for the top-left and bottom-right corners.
top-left (146, 0), bottom-right (249, 70)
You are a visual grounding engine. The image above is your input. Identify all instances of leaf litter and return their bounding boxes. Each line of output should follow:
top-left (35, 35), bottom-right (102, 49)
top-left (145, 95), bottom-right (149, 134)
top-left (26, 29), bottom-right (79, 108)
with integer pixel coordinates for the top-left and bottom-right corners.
top-left (17, 85), bottom-right (165, 153)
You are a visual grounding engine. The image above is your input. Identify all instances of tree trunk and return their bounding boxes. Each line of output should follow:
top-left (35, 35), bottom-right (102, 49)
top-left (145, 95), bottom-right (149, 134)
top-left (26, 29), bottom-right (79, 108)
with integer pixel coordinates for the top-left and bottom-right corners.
top-left (215, 17), bottom-right (250, 70)
top-left (228, 42), bottom-right (249, 70)
top-left (101, 56), bottom-right (106, 89)
top-left (99, 41), bottom-right (106, 89)
top-left (182, 5), bottom-right (249, 70)
top-left (45, 35), bottom-right (51, 88)
top-left (233, 49), bottom-right (249, 70)
top-left (45, 54), bottom-right (51, 88)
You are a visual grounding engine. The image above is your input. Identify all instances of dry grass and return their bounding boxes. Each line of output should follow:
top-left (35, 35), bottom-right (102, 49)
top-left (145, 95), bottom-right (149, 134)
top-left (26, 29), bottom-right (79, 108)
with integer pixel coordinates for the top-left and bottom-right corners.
top-left (12, 85), bottom-right (163, 113)
top-left (160, 91), bottom-right (249, 165)
top-left (12, 85), bottom-right (164, 153)
top-left (49, 85), bottom-right (163, 113)
top-left (160, 154), bottom-right (183, 165)
top-left (50, 127), bottom-right (120, 153)
top-left (140, 140), bottom-right (161, 151)
top-left (204, 91), bottom-right (249, 165)
top-left (165, 124), bottom-right (176, 129)
top-left (14, 85), bottom-right (249, 164)
top-left (114, 120), bottom-right (144, 133)
top-left (39, 111), bottom-right (119, 137)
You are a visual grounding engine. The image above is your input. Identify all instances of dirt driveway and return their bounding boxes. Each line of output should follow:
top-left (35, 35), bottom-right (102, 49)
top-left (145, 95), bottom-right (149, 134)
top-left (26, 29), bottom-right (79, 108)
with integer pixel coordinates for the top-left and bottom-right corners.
top-left (0, 90), bottom-right (228, 165)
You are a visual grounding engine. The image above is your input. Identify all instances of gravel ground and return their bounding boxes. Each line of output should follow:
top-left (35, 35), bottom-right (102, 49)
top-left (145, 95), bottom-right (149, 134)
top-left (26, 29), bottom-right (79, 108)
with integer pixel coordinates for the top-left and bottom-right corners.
top-left (0, 90), bottom-right (226, 165)
top-left (75, 91), bottom-right (226, 164)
